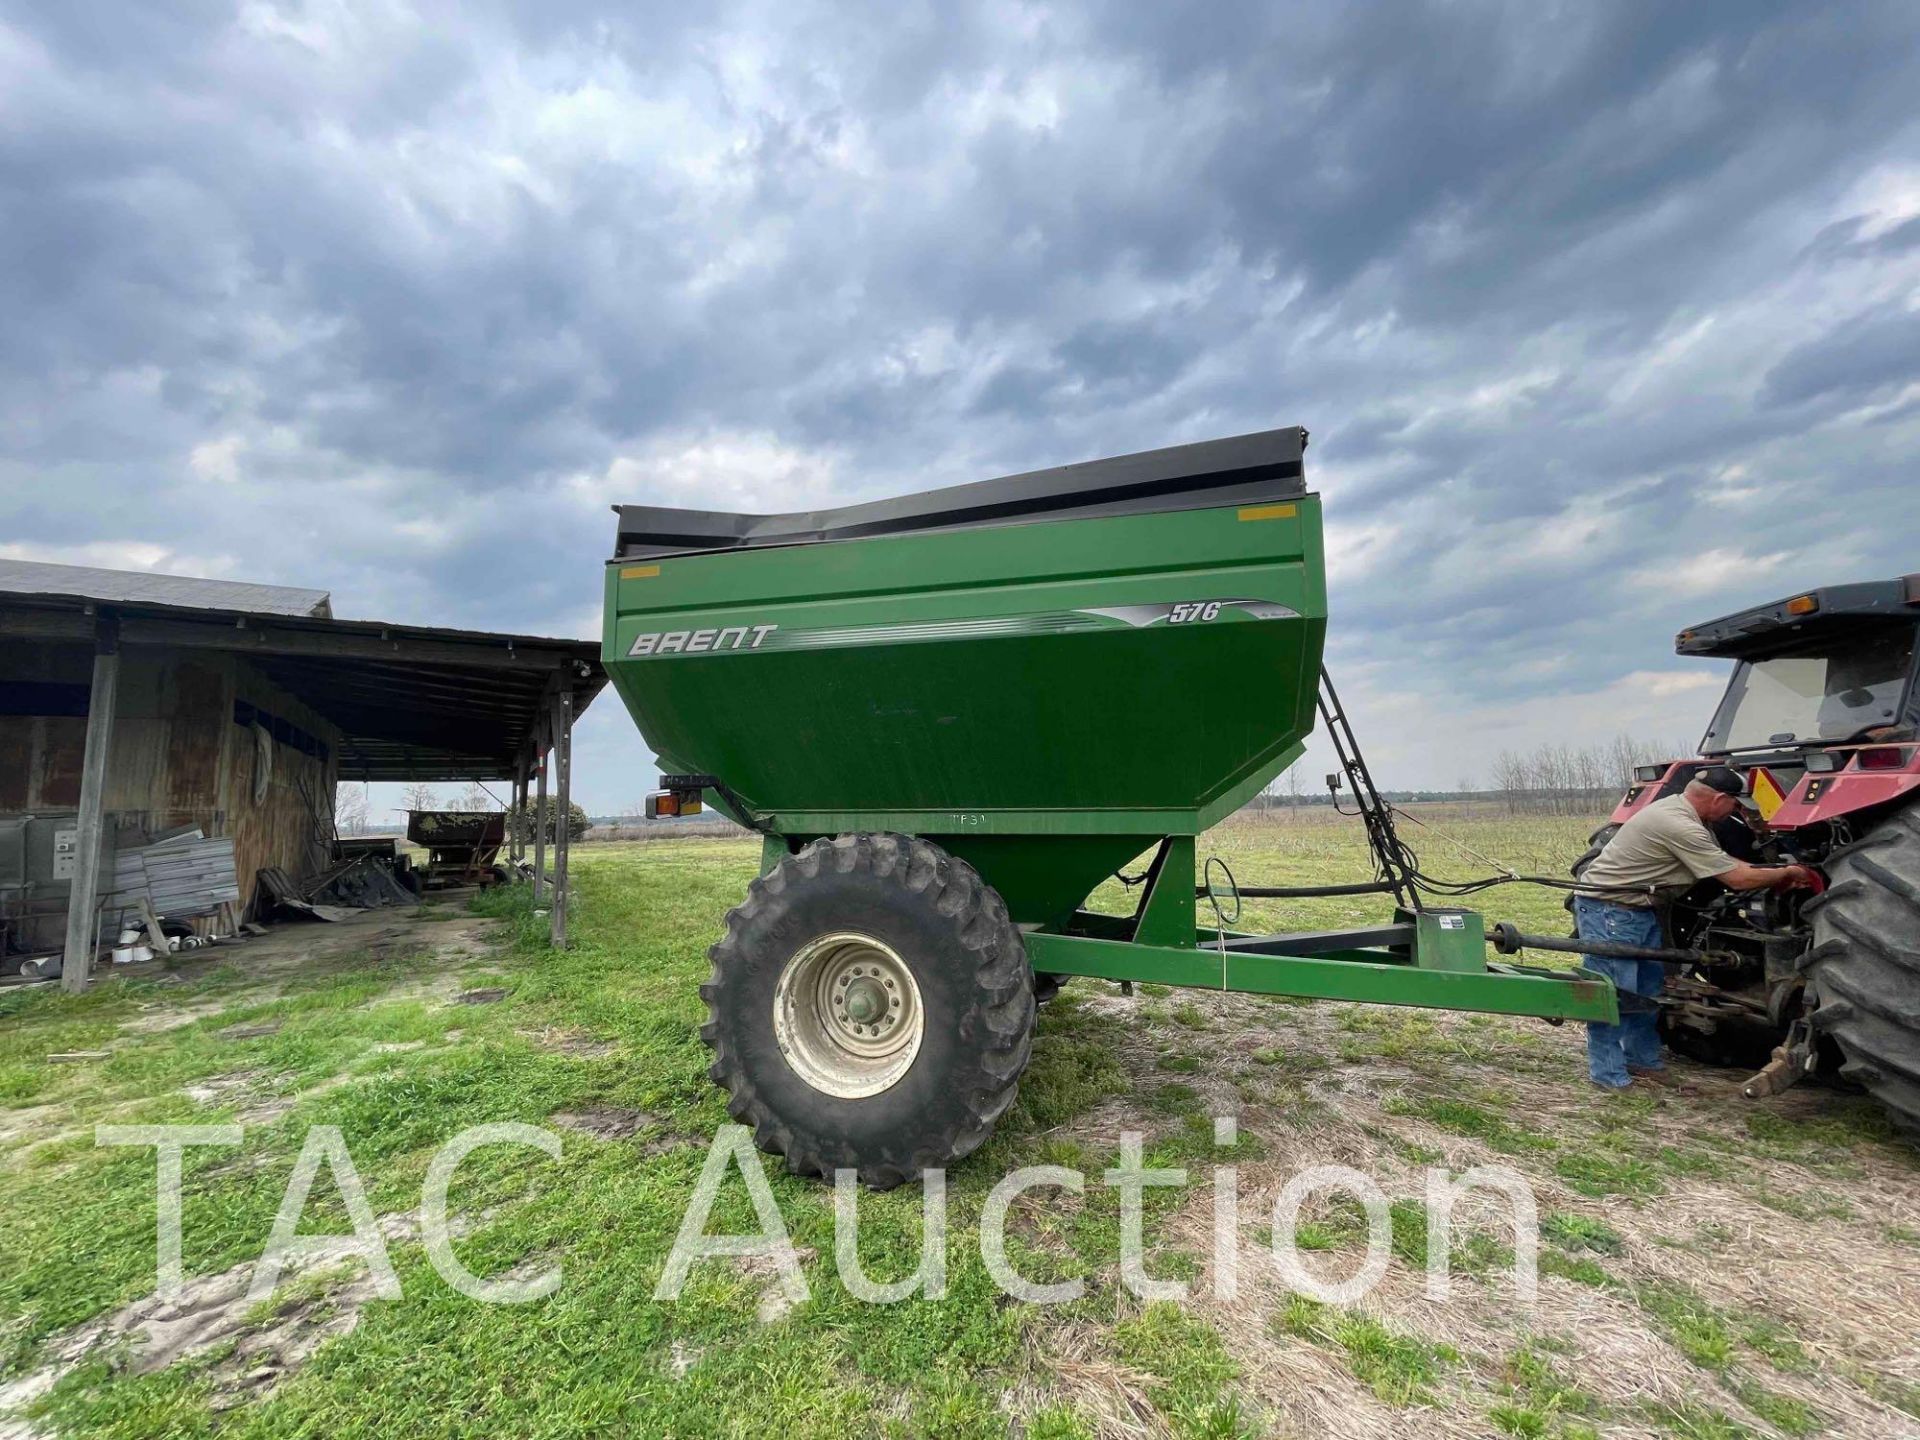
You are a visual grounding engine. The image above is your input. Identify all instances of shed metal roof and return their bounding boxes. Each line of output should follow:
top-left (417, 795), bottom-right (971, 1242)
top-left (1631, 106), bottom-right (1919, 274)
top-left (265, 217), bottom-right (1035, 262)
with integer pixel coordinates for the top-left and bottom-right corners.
top-left (0, 559), bottom-right (333, 618)
top-left (0, 566), bottom-right (604, 783)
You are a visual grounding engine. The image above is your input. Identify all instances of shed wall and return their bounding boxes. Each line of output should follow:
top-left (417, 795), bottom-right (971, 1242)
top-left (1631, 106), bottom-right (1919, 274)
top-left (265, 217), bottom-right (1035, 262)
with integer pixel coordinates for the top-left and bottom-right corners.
top-left (1, 644), bottom-right (338, 935)
top-left (0, 644), bottom-right (91, 812)
top-left (227, 658), bottom-right (339, 891)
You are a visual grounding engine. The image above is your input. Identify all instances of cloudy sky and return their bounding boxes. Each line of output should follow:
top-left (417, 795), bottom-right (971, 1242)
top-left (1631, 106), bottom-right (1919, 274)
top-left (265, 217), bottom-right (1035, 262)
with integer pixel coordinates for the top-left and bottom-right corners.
top-left (4, 1), bottom-right (1918, 811)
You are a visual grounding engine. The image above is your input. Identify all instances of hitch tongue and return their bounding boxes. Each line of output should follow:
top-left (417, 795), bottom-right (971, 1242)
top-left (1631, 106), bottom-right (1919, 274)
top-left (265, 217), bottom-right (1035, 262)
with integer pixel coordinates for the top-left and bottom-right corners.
top-left (1743, 1018), bottom-right (1814, 1099)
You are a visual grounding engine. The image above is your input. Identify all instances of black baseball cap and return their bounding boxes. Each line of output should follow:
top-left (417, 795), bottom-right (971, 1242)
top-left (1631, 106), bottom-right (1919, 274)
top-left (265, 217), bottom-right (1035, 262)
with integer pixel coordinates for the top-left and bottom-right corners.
top-left (1694, 766), bottom-right (1746, 797)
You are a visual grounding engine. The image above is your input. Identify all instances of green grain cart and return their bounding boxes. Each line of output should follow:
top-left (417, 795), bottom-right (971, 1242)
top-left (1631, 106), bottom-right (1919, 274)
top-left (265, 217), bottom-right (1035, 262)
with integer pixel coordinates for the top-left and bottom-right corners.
top-left (604, 427), bottom-right (1614, 1185)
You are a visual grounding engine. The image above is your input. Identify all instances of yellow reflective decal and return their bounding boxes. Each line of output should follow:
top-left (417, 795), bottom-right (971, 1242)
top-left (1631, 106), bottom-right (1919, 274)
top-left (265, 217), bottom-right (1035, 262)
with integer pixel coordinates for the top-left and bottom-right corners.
top-left (1750, 767), bottom-right (1787, 820)
top-left (1237, 503), bottom-right (1298, 522)
top-left (620, 565), bottom-right (661, 580)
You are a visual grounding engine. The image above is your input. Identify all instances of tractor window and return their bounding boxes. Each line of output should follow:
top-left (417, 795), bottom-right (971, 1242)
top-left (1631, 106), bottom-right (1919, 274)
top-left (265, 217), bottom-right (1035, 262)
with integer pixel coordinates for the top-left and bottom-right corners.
top-left (1704, 621), bottom-right (1917, 750)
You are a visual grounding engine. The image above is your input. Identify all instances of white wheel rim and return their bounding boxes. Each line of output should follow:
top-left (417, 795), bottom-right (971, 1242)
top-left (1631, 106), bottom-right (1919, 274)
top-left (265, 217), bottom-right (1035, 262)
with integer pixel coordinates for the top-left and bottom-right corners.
top-left (772, 932), bottom-right (924, 1098)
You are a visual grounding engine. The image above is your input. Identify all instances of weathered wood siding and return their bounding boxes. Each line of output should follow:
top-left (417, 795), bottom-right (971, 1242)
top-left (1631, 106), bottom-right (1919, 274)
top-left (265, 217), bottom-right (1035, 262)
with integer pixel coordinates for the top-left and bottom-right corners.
top-left (226, 658), bottom-right (338, 890)
top-left (0, 644), bottom-right (91, 811)
top-left (0, 645), bottom-right (339, 908)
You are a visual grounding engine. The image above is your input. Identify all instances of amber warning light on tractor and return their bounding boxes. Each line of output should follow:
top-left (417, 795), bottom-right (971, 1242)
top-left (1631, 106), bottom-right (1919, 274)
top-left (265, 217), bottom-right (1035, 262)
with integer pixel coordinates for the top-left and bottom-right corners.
top-left (1785, 594), bottom-right (1819, 616)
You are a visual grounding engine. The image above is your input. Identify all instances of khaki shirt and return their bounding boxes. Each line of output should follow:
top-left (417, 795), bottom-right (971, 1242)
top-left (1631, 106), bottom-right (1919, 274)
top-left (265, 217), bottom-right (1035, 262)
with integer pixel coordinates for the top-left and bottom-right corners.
top-left (1579, 794), bottom-right (1739, 907)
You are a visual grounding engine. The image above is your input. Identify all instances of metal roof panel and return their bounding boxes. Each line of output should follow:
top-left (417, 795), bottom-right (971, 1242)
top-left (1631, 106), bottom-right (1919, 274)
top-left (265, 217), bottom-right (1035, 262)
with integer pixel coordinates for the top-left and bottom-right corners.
top-left (0, 559), bottom-right (333, 618)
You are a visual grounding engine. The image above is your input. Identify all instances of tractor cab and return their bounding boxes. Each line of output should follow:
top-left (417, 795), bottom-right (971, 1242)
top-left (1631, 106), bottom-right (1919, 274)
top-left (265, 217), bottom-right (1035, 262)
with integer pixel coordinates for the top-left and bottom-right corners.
top-left (1609, 576), bottom-right (1920, 832)
top-left (1685, 578), bottom-right (1920, 749)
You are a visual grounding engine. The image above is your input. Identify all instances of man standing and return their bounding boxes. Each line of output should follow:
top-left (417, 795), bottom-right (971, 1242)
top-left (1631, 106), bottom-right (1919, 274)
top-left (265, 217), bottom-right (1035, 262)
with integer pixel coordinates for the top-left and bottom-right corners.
top-left (1574, 768), bottom-right (1816, 1090)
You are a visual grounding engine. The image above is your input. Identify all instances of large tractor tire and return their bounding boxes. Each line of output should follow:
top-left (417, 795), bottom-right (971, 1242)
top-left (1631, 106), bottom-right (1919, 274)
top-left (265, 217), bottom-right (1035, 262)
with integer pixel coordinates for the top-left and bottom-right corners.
top-left (1802, 807), bottom-right (1920, 1138)
top-left (700, 833), bottom-right (1035, 1188)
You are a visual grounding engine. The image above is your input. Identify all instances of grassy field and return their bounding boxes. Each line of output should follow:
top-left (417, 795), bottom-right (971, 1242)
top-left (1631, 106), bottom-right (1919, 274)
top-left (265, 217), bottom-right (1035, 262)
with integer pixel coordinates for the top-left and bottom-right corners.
top-left (3, 811), bottom-right (1919, 1439)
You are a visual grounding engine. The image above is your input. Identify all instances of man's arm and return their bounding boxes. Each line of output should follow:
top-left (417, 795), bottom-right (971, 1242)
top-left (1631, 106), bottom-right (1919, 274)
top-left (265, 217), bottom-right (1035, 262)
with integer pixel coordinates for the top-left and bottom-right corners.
top-left (1666, 808), bottom-right (1815, 892)
top-left (1714, 860), bottom-right (1817, 892)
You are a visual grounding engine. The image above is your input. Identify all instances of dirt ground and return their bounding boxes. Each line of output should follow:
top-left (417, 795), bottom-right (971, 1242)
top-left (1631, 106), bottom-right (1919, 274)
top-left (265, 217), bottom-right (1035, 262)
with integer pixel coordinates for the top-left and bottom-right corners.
top-left (1042, 982), bottom-right (1920, 1438)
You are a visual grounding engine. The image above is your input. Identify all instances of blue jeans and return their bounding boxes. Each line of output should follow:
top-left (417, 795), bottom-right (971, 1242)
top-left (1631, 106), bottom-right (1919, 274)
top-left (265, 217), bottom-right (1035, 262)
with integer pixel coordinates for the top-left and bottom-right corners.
top-left (1573, 896), bottom-right (1668, 1088)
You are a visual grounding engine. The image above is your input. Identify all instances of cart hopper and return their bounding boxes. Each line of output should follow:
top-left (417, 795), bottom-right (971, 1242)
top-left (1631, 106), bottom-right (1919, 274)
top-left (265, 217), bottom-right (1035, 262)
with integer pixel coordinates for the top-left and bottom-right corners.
top-left (605, 427), bottom-right (1324, 926)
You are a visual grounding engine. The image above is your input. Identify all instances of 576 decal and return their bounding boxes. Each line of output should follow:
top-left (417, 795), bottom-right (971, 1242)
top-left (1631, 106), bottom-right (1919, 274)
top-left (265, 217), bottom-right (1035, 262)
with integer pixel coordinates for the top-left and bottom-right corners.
top-left (1075, 599), bottom-right (1298, 629)
top-left (1166, 601), bottom-right (1224, 624)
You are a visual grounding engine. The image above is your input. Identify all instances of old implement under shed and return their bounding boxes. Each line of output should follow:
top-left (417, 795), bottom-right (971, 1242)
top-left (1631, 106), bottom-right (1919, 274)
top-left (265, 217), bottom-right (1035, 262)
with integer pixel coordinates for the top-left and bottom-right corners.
top-left (603, 426), bottom-right (1615, 1184)
top-left (406, 809), bottom-right (511, 889)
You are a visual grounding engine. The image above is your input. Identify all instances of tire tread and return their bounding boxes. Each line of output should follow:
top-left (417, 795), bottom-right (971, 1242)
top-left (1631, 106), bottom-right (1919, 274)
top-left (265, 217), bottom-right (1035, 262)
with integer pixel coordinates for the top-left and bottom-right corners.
top-left (701, 832), bottom-right (1034, 1188)
top-left (1805, 805), bottom-right (1920, 1139)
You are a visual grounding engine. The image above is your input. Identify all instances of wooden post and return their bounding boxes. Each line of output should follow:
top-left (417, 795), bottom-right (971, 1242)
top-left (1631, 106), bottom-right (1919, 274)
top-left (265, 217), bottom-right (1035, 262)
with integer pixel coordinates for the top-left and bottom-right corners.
top-left (62, 618), bottom-right (121, 992)
top-left (510, 769), bottom-right (526, 863)
top-left (532, 729), bottom-right (548, 904)
top-left (138, 898), bottom-right (169, 958)
top-left (517, 766), bottom-right (530, 864)
top-left (550, 689), bottom-right (574, 950)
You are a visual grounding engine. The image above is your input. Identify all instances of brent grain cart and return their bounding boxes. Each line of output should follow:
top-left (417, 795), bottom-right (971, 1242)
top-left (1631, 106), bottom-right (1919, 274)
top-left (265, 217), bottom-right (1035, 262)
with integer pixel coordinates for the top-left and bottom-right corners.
top-left (603, 427), bottom-right (1616, 1185)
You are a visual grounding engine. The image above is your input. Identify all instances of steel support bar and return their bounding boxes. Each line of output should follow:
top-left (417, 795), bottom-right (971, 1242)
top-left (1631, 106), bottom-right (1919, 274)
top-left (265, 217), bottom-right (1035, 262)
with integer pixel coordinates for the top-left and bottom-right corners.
top-left (61, 619), bottom-right (121, 991)
top-left (759, 834), bottom-right (792, 873)
top-left (1133, 836), bottom-right (1197, 947)
top-left (1023, 931), bottom-right (1617, 1022)
top-left (1221, 924), bottom-right (1413, 955)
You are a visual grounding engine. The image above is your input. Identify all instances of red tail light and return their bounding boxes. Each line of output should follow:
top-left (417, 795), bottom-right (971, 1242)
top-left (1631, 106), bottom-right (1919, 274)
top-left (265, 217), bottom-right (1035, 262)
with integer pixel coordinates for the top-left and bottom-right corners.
top-left (1858, 746), bottom-right (1912, 770)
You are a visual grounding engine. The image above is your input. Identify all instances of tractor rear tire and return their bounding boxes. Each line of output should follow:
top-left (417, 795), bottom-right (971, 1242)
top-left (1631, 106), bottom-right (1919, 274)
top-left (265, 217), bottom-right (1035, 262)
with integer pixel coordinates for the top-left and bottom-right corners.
top-left (1802, 807), bottom-right (1920, 1139)
top-left (700, 833), bottom-right (1035, 1188)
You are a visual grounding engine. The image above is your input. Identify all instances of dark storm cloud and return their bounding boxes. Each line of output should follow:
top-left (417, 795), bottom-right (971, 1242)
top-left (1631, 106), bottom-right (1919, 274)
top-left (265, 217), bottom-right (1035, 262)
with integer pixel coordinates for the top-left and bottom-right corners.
top-left (1764, 311), bottom-right (1920, 410)
top-left (3, 0), bottom-right (1920, 800)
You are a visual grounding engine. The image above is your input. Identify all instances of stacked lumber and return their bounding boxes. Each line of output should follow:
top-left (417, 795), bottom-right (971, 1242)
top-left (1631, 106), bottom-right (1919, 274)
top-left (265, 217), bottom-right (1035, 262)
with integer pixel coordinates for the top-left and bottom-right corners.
top-left (103, 831), bottom-right (241, 924)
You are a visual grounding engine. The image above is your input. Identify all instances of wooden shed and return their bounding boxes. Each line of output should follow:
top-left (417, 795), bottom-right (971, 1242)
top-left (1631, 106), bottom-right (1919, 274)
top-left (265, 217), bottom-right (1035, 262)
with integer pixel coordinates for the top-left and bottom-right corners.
top-left (0, 561), bottom-right (605, 989)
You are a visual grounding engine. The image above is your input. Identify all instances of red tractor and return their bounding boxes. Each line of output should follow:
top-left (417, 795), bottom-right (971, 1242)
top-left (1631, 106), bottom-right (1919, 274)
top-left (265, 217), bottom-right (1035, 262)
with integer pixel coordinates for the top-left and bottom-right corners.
top-left (1578, 574), bottom-right (1920, 1134)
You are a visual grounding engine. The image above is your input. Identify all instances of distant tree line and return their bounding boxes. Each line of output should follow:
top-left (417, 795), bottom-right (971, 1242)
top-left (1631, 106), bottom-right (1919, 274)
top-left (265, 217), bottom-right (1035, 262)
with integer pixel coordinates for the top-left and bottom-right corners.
top-left (1487, 733), bottom-right (1695, 815)
top-left (1238, 731), bottom-right (1698, 819)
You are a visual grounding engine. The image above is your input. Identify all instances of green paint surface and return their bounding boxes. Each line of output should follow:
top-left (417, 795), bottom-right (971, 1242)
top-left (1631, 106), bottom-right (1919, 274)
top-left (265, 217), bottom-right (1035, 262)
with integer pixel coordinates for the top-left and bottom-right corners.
top-left (605, 497), bottom-right (1325, 922)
